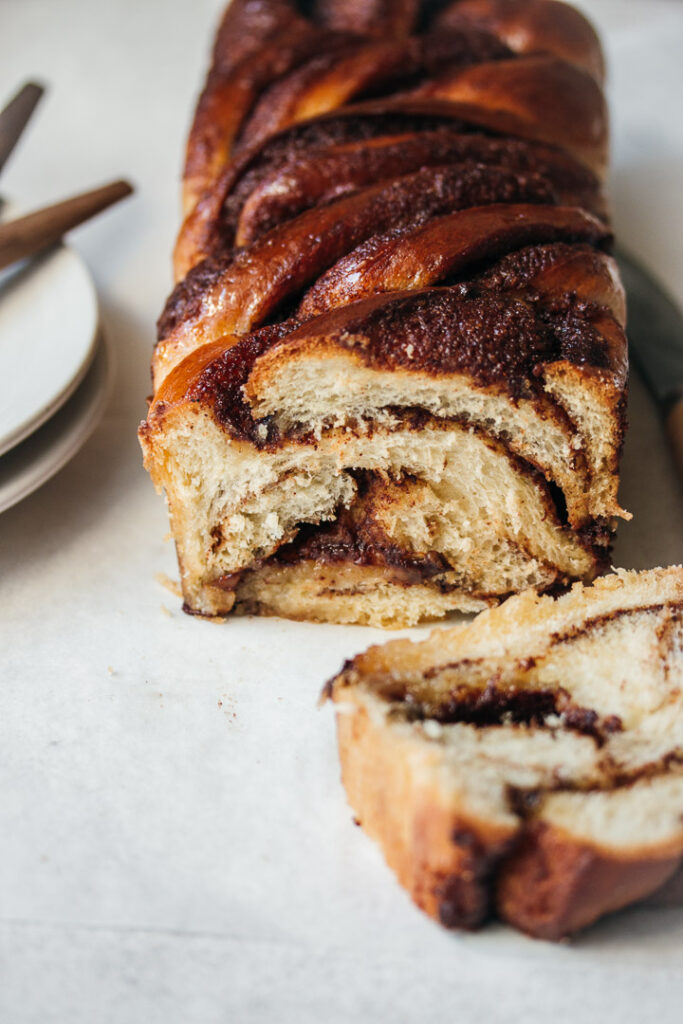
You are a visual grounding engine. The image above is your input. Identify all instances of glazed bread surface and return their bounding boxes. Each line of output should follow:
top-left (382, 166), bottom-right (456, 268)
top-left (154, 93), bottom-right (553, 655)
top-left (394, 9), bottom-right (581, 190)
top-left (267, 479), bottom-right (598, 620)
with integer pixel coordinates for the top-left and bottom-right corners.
top-left (141, 0), bottom-right (629, 627)
top-left (326, 567), bottom-right (683, 939)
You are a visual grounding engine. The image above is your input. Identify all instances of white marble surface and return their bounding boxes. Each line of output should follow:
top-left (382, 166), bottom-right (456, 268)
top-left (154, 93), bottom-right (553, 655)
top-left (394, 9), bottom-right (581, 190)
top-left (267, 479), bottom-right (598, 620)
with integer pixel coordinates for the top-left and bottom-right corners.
top-left (1, 2), bottom-right (682, 1021)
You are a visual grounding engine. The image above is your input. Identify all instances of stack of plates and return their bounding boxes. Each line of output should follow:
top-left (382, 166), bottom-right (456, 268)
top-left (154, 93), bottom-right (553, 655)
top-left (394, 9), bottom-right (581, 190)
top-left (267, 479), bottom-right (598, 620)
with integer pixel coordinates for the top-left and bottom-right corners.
top-left (0, 220), bottom-right (111, 514)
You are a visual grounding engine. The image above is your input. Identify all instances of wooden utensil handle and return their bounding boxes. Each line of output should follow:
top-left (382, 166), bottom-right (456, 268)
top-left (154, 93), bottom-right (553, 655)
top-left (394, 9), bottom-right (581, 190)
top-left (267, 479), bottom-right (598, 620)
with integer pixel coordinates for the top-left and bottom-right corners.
top-left (0, 179), bottom-right (133, 271)
top-left (0, 81), bottom-right (44, 175)
top-left (666, 397), bottom-right (683, 481)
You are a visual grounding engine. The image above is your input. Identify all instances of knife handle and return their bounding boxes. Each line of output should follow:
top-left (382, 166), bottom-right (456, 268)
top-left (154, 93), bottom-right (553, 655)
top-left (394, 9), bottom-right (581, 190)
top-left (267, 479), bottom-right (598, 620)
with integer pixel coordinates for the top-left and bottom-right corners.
top-left (0, 179), bottom-right (133, 272)
top-left (666, 398), bottom-right (683, 481)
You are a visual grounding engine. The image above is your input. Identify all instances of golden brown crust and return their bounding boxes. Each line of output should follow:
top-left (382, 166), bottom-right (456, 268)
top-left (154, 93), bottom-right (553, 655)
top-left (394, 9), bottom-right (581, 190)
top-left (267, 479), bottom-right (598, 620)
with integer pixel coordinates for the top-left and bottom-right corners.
top-left (338, 695), bottom-right (682, 937)
top-left (234, 38), bottom-right (416, 156)
top-left (180, 0), bottom-right (608, 232)
top-left (147, 339), bottom-right (235, 418)
top-left (316, 0), bottom-right (420, 38)
top-left (496, 821), bottom-right (682, 940)
top-left (334, 688), bottom-right (515, 926)
top-left (407, 56), bottom-right (607, 176)
top-left (437, 0), bottom-right (605, 82)
top-left (296, 204), bottom-right (610, 319)
top-left (175, 103), bottom-right (607, 281)
top-left (234, 132), bottom-right (606, 247)
top-left (157, 202), bottom-right (611, 388)
top-left (182, 4), bottom-right (332, 213)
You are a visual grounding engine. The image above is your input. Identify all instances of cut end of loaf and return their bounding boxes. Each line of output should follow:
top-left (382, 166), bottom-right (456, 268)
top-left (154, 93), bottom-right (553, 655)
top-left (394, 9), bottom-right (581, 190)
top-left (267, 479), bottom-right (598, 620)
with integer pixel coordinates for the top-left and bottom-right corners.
top-left (140, 382), bottom-right (618, 627)
top-left (142, 257), bottom-right (628, 627)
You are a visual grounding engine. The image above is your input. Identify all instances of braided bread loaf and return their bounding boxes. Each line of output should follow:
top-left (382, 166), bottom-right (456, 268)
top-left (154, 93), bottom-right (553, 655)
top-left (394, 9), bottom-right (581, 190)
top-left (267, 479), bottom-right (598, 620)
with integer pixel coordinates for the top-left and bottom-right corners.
top-left (326, 567), bottom-right (683, 939)
top-left (140, 0), bottom-right (629, 626)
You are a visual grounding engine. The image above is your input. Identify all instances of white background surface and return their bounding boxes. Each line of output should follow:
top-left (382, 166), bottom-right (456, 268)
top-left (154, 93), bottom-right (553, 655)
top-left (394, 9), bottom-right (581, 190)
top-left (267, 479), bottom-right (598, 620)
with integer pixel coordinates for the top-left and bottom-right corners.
top-left (1, 1), bottom-right (682, 1021)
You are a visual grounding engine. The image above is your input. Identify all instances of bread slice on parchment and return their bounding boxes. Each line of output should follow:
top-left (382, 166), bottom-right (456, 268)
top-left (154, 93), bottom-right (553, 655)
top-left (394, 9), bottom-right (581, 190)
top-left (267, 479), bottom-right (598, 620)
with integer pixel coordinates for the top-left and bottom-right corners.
top-left (325, 566), bottom-right (683, 940)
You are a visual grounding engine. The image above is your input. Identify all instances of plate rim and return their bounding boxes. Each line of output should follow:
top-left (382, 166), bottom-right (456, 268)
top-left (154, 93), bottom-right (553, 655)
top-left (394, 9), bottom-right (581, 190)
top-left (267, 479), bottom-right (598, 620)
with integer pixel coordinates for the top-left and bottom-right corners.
top-left (0, 329), bottom-right (113, 514)
top-left (0, 204), bottom-right (100, 457)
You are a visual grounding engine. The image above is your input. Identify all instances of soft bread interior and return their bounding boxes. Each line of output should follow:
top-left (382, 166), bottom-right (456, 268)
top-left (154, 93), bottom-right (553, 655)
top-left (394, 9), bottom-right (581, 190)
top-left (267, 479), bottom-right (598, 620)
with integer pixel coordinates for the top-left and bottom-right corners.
top-left (230, 561), bottom-right (489, 628)
top-left (143, 403), bottom-right (600, 623)
top-left (245, 350), bottom-right (623, 525)
top-left (369, 604), bottom-right (683, 825)
top-left (543, 361), bottom-right (624, 515)
top-left (331, 568), bottom-right (683, 840)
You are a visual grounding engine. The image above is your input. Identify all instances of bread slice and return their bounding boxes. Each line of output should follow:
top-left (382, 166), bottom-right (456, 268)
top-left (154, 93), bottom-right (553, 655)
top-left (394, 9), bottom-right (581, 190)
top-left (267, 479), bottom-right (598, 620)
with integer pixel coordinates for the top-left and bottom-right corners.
top-left (325, 567), bottom-right (683, 939)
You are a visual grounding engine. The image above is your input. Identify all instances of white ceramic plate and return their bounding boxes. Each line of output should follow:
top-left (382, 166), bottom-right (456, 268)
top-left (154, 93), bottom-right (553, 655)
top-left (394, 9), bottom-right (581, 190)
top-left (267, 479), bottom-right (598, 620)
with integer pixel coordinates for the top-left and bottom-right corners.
top-left (0, 331), bottom-right (111, 514)
top-left (0, 203), bottom-right (99, 456)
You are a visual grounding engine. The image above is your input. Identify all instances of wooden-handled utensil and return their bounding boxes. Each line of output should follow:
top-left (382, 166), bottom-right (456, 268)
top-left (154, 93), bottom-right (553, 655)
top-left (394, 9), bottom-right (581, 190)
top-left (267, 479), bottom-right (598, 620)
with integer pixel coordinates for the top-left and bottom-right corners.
top-left (0, 179), bottom-right (133, 272)
top-left (0, 81), bottom-right (45, 176)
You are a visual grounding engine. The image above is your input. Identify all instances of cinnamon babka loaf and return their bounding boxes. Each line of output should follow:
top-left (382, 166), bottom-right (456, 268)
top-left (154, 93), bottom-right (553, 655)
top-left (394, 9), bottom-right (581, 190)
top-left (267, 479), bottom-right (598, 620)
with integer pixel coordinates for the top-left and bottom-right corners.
top-left (140, 0), bottom-right (629, 626)
top-left (326, 567), bottom-right (683, 939)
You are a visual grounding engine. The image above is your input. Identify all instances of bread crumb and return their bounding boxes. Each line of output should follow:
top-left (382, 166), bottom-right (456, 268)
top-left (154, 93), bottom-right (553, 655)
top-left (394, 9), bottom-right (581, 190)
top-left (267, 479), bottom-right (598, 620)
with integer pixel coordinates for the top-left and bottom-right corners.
top-left (155, 572), bottom-right (182, 597)
top-left (160, 604), bottom-right (172, 617)
top-left (219, 696), bottom-right (237, 724)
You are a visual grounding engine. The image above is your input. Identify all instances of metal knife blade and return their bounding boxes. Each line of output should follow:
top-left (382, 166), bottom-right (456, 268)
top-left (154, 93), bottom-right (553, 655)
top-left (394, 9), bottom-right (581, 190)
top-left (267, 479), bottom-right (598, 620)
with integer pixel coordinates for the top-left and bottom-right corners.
top-left (616, 245), bottom-right (683, 409)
